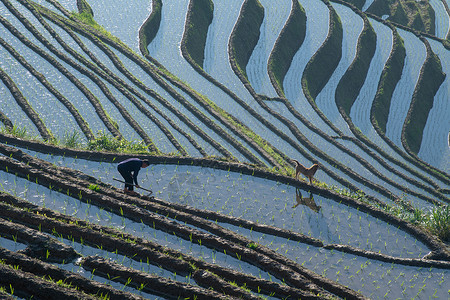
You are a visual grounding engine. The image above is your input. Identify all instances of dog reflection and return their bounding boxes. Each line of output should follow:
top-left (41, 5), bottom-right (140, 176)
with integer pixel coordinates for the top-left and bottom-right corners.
top-left (292, 189), bottom-right (321, 212)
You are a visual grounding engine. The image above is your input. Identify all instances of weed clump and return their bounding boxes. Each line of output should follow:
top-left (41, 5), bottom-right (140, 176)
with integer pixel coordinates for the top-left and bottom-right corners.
top-left (88, 131), bottom-right (149, 154)
top-left (87, 184), bottom-right (100, 192)
top-left (62, 130), bottom-right (83, 148)
top-left (426, 205), bottom-right (450, 242)
top-left (1, 124), bottom-right (29, 139)
top-left (398, 203), bottom-right (450, 242)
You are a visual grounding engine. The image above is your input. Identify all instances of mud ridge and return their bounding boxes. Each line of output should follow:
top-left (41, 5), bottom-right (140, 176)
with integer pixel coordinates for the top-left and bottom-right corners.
top-left (17, 0), bottom-right (157, 149)
top-left (48, 11), bottom-right (202, 156)
top-left (0, 247), bottom-right (144, 300)
top-left (62, 9), bottom-right (268, 165)
top-left (82, 256), bottom-right (254, 300)
top-left (0, 64), bottom-right (52, 141)
top-left (1, 0), bottom-right (122, 139)
top-left (2, 136), bottom-right (449, 259)
top-left (0, 191), bottom-right (326, 299)
top-left (0, 35), bottom-right (94, 141)
top-left (0, 147), bottom-right (369, 299)
top-left (228, 1), bottom-right (435, 209)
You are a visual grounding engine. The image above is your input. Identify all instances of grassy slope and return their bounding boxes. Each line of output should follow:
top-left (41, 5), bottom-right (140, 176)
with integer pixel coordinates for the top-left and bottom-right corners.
top-left (371, 28), bottom-right (406, 133)
top-left (366, 0), bottom-right (435, 35)
top-left (267, 0), bottom-right (306, 96)
top-left (302, 7), bottom-right (343, 101)
top-left (138, 0), bottom-right (162, 56)
top-left (229, 0), bottom-right (264, 79)
top-left (182, 0), bottom-right (214, 67)
top-left (335, 16), bottom-right (376, 116)
top-left (402, 41), bottom-right (446, 154)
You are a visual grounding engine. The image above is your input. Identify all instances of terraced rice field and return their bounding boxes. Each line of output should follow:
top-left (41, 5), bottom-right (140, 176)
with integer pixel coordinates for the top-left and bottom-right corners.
top-left (0, 0), bottom-right (449, 299)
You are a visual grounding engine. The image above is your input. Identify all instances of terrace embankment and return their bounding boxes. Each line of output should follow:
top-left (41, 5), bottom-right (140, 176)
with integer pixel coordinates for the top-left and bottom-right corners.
top-left (335, 13), bottom-right (376, 117)
top-left (38, 0), bottom-right (204, 155)
top-left (50, 9), bottom-right (204, 156)
top-left (81, 256), bottom-right (251, 300)
top-left (0, 247), bottom-right (144, 300)
top-left (1, 144), bottom-right (369, 299)
top-left (0, 35), bottom-right (94, 141)
top-left (138, 0), bottom-right (162, 57)
top-left (26, 0), bottom-right (191, 155)
top-left (0, 218), bottom-right (79, 263)
top-left (370, 23), bottom-right (406, 135)
top-left (266, 0), bottom-right (450, 189)
top-left (366, 20), bottom-right (449, 185)
top-left (228, 0), bottom-right (264, 80)
top-left (4, 165), bottom-right (326, 295)
top-left (402, 37), bottom-right (446, 155)
top-left (0, 263), bottom-right (98, 300)
top-left (229, 1), bottom-right (448, 206)
top-left (49, 0), bottom-right (283, 167)
top-left (181, 0), bottom-right (214, 67)
top-left (1, 1), bottom-right (122, 140)
top-left (357, 12), bottom-right (450, 186)
top-left (366, 0), bottom-right (435, 35)
top-left (0, 67), bottom-right (53, 141)
top-left (12, 0), bottom-right (161, 150)
top-left (315, 5), bottom-right (450, 202)
top-left (228, 1), bottom-right (398, 203)
top-left (1, 139), bottom-right (450, 261)
top-left (0, 191), bottom-right (327, 300)
top-left (1, 140), bottom-right (450, 298)
top-left (268, 0), bottom-right (306, 96)
top-left (177, 0), bottom-right (294, 170)
top-left (0, 110), bottom-right (13, 131)
top-left (303, 3), bottom-right (343, 107)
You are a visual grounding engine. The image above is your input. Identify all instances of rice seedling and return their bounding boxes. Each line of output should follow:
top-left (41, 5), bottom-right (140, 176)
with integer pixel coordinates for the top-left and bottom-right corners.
top-left (62, 130), bottom-right (83, 148)
top-left (1, 123), bottom-right (28, 139)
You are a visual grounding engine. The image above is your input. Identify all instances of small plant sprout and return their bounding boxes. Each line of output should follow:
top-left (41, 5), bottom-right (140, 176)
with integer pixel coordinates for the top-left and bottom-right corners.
top-left (88, 184), bottom-right (100, 192)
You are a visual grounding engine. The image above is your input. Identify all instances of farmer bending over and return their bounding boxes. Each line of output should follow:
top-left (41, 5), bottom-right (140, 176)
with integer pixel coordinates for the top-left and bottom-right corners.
top-left (117, 158), bottom-right (150, 195)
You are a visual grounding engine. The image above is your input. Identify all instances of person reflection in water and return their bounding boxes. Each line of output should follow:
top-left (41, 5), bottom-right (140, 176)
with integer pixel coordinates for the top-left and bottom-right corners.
top-left (292, 188), bottom-right (321, 212)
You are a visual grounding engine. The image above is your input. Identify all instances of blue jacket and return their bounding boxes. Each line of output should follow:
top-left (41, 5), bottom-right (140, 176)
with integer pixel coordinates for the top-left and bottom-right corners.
top-left (117, 158), bottom-right (144, 185)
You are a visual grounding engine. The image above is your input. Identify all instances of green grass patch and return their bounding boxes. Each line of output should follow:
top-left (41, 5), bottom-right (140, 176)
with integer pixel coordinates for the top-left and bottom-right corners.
top-left (426, 205), bottom-right (450, 242)
top-left (62, 130), bottom-right (83, 148)
top-left (87, 184), bottom-right (100, 192)
top-left (1, 124), bottom-right (29, 139)
top-left (394, 203), bottom-right (450, 242)
top-left (88, 131), bottom-right (150, 154)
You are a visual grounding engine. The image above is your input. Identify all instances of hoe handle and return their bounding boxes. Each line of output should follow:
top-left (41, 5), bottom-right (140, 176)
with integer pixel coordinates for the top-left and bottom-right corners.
top-left (113, 178), bottom-right (153, 193)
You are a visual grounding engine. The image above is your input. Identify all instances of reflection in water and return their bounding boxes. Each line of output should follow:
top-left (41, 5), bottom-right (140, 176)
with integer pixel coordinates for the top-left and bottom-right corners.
top-left (292, 189), bottom-right (321, 212)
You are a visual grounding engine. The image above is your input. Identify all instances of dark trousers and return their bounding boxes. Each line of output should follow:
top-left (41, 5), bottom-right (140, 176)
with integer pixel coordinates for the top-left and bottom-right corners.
top-left (118, 168), bottom-right (134, 191)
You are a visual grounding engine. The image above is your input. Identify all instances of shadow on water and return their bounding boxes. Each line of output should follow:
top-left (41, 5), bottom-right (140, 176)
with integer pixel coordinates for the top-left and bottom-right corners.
top-left (292, 188), bottom-right (321, 212)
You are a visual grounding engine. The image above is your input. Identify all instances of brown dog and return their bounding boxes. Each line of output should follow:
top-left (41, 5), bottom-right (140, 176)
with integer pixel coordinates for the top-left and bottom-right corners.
top-left (292, 160), bottom-right (319, 185)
